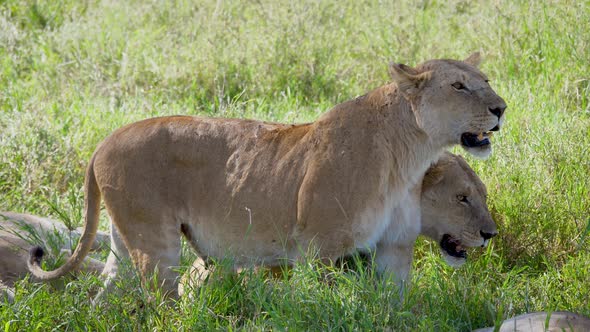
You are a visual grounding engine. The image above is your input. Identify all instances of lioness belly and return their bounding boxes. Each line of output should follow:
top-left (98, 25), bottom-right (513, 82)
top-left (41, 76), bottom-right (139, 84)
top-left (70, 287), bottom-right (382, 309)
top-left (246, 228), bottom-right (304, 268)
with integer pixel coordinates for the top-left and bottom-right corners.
top-left (181, 211), bottom-right (294, 266)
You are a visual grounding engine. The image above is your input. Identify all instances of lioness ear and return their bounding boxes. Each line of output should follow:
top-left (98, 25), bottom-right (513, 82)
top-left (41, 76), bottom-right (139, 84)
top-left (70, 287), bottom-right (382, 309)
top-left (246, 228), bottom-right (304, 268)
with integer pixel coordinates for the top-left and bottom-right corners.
top-left (389, 62), bottom-right (432, 97)
top-left (422, 163), bottom-right (445, 189)
top-left (464, 52), bottom-right (482, 67)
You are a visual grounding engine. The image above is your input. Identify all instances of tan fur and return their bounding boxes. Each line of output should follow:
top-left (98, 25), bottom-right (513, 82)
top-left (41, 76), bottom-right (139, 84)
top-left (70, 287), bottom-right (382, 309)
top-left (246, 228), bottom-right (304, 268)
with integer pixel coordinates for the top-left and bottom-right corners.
top-left (28, 54), bottom-right (506, 300)
top-left (178, 256), bottom-right (210, 297)
top-left (420, 153), bottom-right (497, 266)
top-left (179, 152), bottom-right (497, 294)
top-left (473, 311), bottom-right (590, 332)
top-left (0, 212), bottom-right (108, 303)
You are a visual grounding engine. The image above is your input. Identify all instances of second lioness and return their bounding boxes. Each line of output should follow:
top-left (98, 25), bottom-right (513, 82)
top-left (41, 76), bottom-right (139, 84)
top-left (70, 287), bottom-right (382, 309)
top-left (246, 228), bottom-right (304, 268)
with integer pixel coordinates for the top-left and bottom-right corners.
top-left (0, 212), bottom-right (108, 303)
top-left (29, 53), bottom-right (506, 300)
top-left (180, 152), bottom-right (497, 293)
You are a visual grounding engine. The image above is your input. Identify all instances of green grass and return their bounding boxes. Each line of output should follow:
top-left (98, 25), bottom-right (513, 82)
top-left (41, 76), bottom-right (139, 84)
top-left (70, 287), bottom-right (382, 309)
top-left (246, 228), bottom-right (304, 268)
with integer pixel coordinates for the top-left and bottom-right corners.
top-left (1, 0), bottom-right (589, 330)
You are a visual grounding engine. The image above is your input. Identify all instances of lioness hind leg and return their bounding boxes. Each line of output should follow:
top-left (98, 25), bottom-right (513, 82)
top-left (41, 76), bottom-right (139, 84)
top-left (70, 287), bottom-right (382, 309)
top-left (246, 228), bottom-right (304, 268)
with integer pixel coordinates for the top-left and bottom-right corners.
top-left (115, 220), bottom-right (182, 300)
top-left (93, 223), bottom-right (131, 305)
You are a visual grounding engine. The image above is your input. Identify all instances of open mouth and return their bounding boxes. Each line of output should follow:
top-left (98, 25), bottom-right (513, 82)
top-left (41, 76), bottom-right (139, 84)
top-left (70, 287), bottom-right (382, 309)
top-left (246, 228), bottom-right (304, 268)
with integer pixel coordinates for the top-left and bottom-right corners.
top-left (440, 234), bottom-right (467, 259)
top-left (461, 131), bottom-right (494, 148)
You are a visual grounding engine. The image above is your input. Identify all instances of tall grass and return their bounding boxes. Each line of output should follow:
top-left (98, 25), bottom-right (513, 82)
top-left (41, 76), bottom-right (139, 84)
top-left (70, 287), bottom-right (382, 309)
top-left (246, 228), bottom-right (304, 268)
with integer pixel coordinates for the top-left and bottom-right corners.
top-left (1, 0), bottom-right (589, 330)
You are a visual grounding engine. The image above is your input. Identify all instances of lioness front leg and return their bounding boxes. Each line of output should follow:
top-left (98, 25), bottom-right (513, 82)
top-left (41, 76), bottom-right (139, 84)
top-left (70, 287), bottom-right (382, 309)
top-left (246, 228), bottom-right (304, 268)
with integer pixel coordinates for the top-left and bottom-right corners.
top-left (373, 186), bottom-right (421, 291)
top-left (178, 256), bottom-right (212, 298)
top-left (374, 242), bottom-right (414, 291)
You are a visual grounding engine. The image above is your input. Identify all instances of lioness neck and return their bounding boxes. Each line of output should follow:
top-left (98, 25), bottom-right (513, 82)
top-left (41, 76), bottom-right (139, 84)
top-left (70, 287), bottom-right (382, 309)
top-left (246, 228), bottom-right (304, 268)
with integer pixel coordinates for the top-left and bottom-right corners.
top-left (319, 83), bottom-right (441, 188)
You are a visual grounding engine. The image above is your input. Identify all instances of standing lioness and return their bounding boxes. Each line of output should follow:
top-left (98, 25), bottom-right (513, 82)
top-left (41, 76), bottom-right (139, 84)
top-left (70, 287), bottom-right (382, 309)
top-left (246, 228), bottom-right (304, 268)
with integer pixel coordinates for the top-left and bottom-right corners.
top-left (29, 53), bottom-right (506, 300)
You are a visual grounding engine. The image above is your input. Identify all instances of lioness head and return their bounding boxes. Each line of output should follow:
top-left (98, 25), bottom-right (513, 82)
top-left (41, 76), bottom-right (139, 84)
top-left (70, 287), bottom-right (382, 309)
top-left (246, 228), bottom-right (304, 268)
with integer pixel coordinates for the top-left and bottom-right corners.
top-left (420, 152), bottom-right (497, 267)
top-left (389, 52), bottom-right (506, 159)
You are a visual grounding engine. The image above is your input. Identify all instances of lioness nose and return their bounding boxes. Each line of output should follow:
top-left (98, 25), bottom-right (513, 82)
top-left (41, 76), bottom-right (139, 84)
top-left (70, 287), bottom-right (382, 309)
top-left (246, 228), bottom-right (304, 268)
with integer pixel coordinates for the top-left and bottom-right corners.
top-left (480, 230), bottom-right (498, 240)
top-left (488, 105), bottom-right (506, 119)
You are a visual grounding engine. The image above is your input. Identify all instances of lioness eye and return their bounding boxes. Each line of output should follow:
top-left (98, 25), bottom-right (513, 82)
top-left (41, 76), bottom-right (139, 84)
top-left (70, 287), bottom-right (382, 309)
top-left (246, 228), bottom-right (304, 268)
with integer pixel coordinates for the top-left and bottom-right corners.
top-left (452, 82), bottom-right (467, 90)
top-left (457, 195), bottom-right (468, 203)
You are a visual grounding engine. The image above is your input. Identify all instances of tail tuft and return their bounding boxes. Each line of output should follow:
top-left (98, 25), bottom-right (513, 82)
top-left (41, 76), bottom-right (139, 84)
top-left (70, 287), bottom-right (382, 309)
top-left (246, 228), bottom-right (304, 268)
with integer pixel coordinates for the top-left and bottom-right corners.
top-left (29, 246), bottom-right (45, 266)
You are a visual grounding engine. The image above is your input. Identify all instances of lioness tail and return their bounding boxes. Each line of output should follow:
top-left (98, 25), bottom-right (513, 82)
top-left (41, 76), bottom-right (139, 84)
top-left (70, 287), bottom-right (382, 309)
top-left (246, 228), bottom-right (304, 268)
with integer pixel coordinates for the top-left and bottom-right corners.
top-left (27, 153), bottom-right (102, 280)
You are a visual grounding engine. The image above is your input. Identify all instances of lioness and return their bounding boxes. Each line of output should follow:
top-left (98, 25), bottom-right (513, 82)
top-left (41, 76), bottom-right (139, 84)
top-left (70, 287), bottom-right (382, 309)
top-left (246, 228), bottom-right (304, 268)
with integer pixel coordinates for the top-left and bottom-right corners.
top-left (473, 311), bottom-right (590, 332)
top-left (420, 152), bottom-right (496, 267)
top-left (179, 152), bottom-right (497, 294)
top-left (29, 53), bottom-right (506, 301)
top-left (0, 212), bottom-right (108, 303)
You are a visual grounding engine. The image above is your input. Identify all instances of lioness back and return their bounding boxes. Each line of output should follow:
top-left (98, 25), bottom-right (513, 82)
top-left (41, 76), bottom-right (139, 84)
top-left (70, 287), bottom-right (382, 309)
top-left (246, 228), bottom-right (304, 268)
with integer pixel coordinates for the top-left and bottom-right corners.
top-left (96, 116), bottom-right (314, 262)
